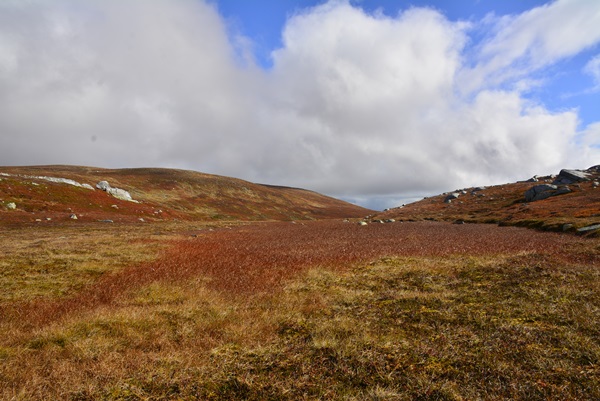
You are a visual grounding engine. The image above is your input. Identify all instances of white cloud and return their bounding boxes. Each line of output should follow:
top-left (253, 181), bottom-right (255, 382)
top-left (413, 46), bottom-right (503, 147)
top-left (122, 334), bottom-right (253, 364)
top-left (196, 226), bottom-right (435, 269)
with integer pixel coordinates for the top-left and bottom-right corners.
top-left (463, 0), bottom-right (600, 92)
top-left (0, 0), bottom-right (599, 210)
top-left (585, 54), bottom-right (600, 88)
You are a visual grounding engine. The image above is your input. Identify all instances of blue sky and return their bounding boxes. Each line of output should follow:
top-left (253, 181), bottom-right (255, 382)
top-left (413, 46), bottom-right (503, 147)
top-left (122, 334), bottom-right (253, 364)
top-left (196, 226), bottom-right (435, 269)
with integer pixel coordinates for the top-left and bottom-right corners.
top-left (213, 0), bottom-right (599, 130)
top-left (0, 0), bottom-right (599, 209)
top-left (215, 1), bottom-right (551, 67)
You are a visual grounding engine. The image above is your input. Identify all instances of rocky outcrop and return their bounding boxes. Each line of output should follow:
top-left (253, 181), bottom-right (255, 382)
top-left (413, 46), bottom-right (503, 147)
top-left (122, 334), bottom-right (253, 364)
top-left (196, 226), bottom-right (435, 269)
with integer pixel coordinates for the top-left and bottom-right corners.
top-left (0, 172), bottom-right (94, 189)
top-left (552, 169), bottom-right (590, 185)
top-left (96, 181), bottom-right (137, 202)
top-left (524, 184), bottom-right (571, 202)
top-left (444, 192), bottom-right (460, 203)
top-left (523, 166), bottom-right (599, 202)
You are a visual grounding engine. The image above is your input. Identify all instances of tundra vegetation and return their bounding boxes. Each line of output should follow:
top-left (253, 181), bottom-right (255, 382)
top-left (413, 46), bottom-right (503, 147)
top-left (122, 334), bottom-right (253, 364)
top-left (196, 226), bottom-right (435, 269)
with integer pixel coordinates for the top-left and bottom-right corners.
top-left (1, 220), bottom-right (599, 400)
top-left (1, 166), bottom-right (599, 400)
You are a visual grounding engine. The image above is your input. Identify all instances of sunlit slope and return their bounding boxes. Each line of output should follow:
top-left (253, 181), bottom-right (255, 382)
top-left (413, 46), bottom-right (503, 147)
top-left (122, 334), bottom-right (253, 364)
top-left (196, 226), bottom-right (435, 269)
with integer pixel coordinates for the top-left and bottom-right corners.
top-left (0, 165), bottom-right (371, 224)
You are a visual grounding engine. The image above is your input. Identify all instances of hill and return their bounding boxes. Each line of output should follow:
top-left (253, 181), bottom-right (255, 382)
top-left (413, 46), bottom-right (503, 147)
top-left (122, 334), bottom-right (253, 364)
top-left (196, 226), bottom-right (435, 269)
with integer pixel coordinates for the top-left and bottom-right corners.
top-left (1, 166), bottom-right (599, 399)
top-left (0, 165), bottom-right (371, 224)
top-left (374, 165), bottom-right (600, 234)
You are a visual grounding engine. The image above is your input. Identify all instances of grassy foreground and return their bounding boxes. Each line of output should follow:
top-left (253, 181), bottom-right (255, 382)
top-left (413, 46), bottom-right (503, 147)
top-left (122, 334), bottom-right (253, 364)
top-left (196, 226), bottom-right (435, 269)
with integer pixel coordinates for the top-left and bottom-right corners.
top-left (1, 223), bottom-right (599, 400)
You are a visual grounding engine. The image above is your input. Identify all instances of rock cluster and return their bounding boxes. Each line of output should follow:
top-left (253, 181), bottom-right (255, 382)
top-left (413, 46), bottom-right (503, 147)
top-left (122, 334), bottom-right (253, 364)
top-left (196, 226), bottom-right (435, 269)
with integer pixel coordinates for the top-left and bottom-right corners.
top-left (524, 167), bottom-right (597, 202)
top-left (96, 181), bottom-right (136, 202)
top-left (444, 192), bottom-right (461, 203)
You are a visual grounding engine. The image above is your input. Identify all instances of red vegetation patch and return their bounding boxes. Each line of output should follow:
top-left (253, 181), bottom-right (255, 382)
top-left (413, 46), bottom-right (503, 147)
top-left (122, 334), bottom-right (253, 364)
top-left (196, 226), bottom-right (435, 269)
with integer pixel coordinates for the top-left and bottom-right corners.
top-left (0, 165), bottom-right (371, 224)
top-left (9, 220), bottom-right (598, 329)
top-left (377, 179), bottom-right (600, 231)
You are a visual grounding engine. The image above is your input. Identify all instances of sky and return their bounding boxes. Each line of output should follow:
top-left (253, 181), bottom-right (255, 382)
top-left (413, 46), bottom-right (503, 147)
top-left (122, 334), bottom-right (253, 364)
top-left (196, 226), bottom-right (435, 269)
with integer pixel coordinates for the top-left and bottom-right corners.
top-left (0, 0), bottom-right (599, 210)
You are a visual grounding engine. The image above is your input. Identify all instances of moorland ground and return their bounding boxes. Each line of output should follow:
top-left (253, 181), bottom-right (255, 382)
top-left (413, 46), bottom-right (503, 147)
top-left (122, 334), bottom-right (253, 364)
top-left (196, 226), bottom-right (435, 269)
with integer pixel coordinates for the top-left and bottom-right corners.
top-left (1, 219), bottom-right (599, 400)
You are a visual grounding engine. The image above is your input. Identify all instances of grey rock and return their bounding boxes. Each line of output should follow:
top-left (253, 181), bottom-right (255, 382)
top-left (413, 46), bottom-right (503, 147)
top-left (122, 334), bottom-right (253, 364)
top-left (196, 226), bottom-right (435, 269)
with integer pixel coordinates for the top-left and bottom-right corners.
top-left (96, 181), bottom-right (111, 191)
top-left (444, 192), bottom-right (460, 203)
top-left (524, 184), bottom-right (557, 202)
top-left (69, 214), bottom-right (78, 220)
top-left (107, 187), bottom-right (133, 201)
top-left (554, 186), bottom-right (572, 196)
top-left (586, 165), bottom-right (600, 173)
top-left (553, 169), bottom-right (590, 185)
top-left (96, 181), bottom-right (135, 202)
top-left (577, 224), bottom-right (600, 233)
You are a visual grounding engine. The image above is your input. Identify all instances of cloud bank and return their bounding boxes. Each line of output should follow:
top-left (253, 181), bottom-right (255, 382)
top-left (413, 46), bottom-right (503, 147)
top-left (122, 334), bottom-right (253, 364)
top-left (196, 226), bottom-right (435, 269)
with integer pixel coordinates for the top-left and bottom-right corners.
top-left (0, 0), bottom-right (599, 209)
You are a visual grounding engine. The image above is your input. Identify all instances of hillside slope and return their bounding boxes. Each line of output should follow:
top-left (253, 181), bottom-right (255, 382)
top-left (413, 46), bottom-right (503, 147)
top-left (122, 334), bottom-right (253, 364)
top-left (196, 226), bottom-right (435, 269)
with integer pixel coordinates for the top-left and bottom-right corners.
top-left (0, 165), bottom-right (371, 224)
top-left (375, 166), bottom-right (600, 234)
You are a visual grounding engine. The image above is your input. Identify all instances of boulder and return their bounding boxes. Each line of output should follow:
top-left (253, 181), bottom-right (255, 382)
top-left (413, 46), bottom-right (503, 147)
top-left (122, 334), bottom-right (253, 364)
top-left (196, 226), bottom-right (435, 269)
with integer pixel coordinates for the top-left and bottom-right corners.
top-left (107, 187), bottom-right (133, 201)
top-left (552, 169), bottom-right (590, 185)
top-left (524, 184), bottom-right (571, 202)
top-left (96, 181), bottom-right (111, 191)
top-left (577, 224), bottom-right (600, 233)
top-left (96, 181), bottom-right (135, 202)
top-left (586, 165), bottom-right (600, 173)
top-left (444, 192), bottom-right (460, 203)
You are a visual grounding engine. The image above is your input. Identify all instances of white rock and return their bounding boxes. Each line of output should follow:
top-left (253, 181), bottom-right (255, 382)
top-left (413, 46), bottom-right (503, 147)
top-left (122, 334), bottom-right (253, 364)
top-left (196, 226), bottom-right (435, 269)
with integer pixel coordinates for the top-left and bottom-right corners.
top-left (6, 202), bottom-right (16, 210)
top-left (96, 181), bottom-right (111, 191)
top-left (107, 187), bottom-right (133, 201)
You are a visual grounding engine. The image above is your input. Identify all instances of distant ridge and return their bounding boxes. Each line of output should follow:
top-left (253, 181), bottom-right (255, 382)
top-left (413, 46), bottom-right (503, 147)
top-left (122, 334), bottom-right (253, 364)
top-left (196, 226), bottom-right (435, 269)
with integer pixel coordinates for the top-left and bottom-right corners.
top-left (0, 165), bottom-right (372, 225)
top-left (374, 166), bottom-right (600, 235)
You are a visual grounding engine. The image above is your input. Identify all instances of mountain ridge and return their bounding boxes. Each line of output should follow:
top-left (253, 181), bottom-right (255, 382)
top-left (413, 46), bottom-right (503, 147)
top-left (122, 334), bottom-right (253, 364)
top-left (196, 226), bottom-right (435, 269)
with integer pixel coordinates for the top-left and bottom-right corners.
top-left (0, 165), bottom-right (372, 224)
top-left (374, 165), bottom-right (600, 235)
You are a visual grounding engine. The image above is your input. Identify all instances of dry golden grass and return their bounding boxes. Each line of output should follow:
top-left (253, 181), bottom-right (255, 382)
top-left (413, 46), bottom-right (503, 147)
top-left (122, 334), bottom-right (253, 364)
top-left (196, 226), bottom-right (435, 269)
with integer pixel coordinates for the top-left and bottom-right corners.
top-left (0, 221), bottom-right (599, 400)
